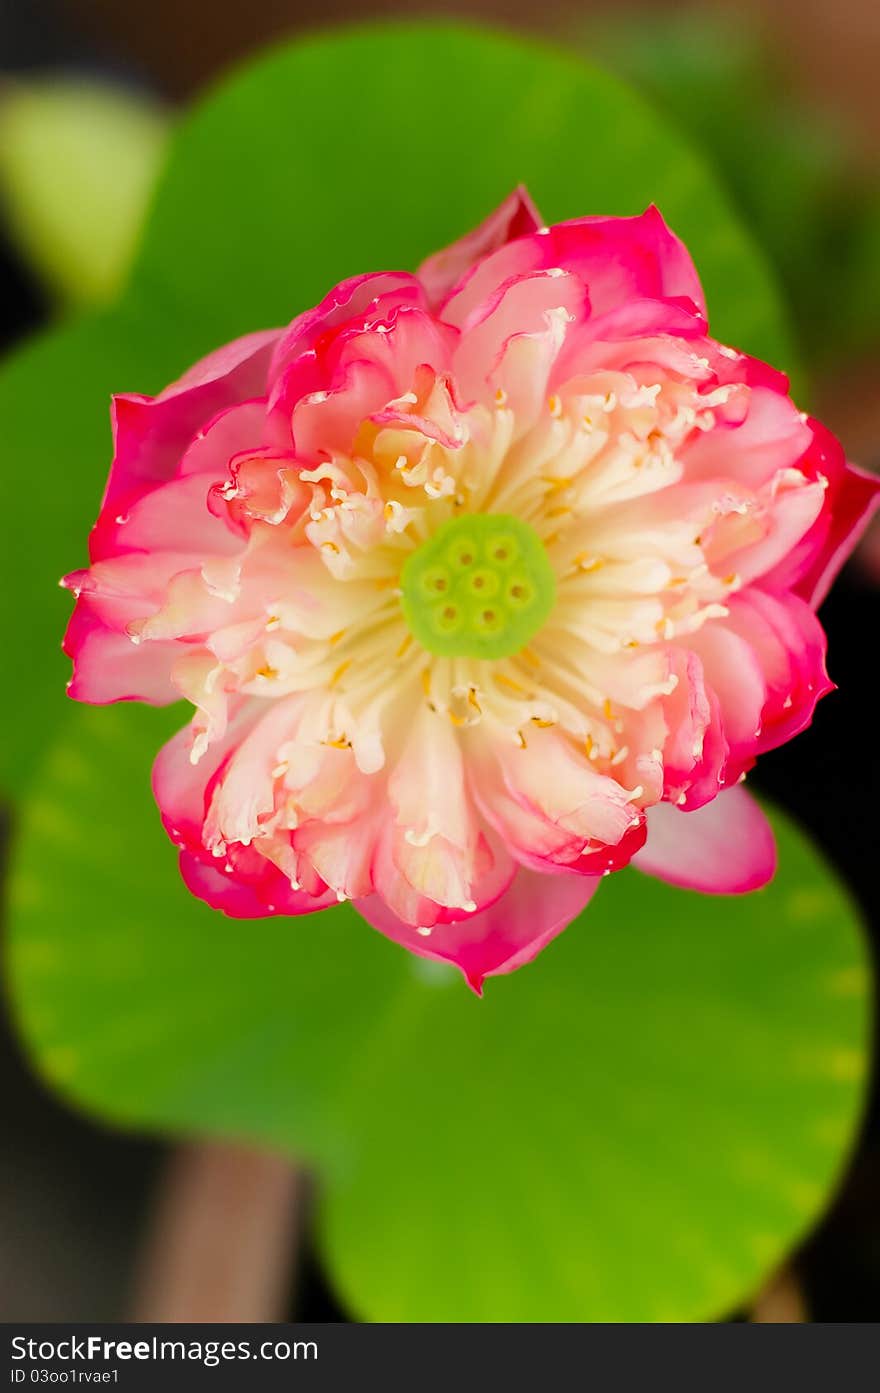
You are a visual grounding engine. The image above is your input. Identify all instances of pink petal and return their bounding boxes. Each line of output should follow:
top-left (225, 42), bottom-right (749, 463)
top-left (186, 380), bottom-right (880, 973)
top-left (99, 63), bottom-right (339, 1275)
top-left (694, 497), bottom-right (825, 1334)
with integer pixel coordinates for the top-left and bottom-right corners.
top-left (292, 816), bottom-right (378, 902)
top-left (63, 601), bottom-right (178, 704)
top-left (682, 385), bottom-right (813, 489)
top-left (356, 866), bottom-right (600, 994)
top-left (417, 186), bottom-right (544, 308)
top-left (152, 703), bottom-right (260, 850)
top-left (660, 650), bottom-right (729, 810)
top-left (441, 205), bottom-right (706, 331)
top-left (725, 589), bottom-right (832, 755)
top-left (551, 300), bottom-right (708, 387)
top-left (100, 331), bottom-right (280, 522)
top-left (178, 399), bottom-right (269, 477)
top-left (633, 786), bottom-right (776, 893)
top-left (781, 421), bottom-right (880, 607)
top-left (482, 727), bottom-right (644, 861)
top-left (99, 472), bottom-right (241, 558)
top-left (62, 551), bottom-right (210, 706)
top-left (273, 305), bottom-right (454, 458)
top-left (154, 707), bottom-right (338, 918)
top-left (179, 851), bottom-right (334, 919)
top-left (684, 621), bottom-right (769, 769)
top-left (452, 269), bottom-right (588, 407)
top-left (267, 272), bottom-right (425, 389)
top-left (369, 815), bottom-right (516, 934)
top-left (159, 329), bottom-right (282, 400)
top-left (551, 205), bottom-right (707, 318)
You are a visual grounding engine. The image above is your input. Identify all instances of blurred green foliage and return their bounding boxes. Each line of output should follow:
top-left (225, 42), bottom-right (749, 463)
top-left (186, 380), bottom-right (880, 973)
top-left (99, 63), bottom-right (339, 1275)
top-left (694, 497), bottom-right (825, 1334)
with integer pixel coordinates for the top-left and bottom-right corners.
top-left (8, 700), bottom-right (869, 1321)
top-left (593, 8), bottom-right (880, 369)
top-left (0, 23), bottom-right (868, 1320)
top-left (0, 79), bottom-right (168, 306)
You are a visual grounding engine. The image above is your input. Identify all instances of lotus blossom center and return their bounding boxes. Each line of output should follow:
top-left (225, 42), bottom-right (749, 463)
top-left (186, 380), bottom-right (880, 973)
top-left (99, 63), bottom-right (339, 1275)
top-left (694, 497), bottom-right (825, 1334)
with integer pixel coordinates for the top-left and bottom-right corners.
top-left (60, 188), bottom-right (879, 991)
top-left (400, 513), bottom-right (557, 659)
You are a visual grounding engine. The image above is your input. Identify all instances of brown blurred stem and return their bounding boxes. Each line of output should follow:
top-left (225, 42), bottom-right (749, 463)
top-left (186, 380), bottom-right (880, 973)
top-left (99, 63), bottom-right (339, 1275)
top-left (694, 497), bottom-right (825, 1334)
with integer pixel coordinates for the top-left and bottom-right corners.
top-left (752, 1264), bottom-right (807, 1323)
top-left (129, 1142), bottom-right (306, 1322)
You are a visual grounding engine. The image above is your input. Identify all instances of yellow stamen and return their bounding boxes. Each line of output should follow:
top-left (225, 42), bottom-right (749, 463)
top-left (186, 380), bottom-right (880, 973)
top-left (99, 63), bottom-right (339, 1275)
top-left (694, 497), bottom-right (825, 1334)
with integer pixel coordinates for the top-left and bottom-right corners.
top-left (573, 553), bottom-right (605, 574)
top-left (494, 672), bottom-right (530, 697)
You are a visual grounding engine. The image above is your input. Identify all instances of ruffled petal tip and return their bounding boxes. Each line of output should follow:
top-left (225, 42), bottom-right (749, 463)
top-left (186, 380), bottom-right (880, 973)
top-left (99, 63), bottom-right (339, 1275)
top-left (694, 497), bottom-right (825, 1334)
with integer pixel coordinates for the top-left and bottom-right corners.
top-left (633, 785), bottom-right (777, 894)
top-left (357, 867), bottom-right (600, 995)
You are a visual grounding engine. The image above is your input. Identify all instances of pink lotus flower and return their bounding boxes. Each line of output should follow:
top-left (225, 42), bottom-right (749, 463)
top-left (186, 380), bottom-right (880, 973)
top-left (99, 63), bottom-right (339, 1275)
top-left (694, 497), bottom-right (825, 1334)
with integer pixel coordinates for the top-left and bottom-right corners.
top-left (63, 189), bottom-right (879, 991)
